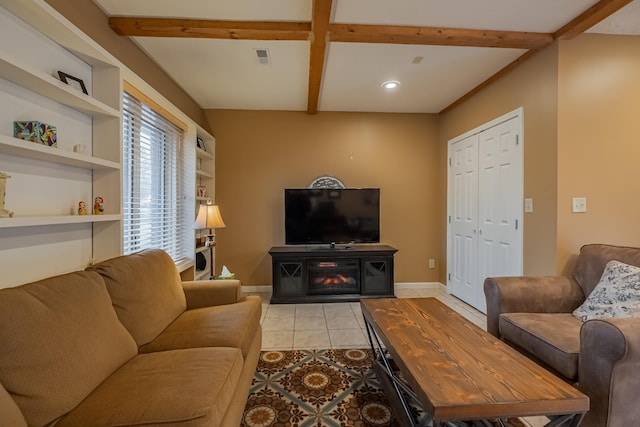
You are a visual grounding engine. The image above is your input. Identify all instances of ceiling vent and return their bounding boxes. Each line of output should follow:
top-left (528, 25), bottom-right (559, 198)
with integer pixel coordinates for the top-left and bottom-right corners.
top-left (254, 48), bottom-right (271, 65)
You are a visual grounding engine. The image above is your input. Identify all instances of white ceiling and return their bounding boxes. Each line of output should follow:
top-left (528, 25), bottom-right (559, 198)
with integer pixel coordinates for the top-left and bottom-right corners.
top-left (93, 0), bottom-right (640, 113)
top-left (588, 0), bottom-right (640, 34)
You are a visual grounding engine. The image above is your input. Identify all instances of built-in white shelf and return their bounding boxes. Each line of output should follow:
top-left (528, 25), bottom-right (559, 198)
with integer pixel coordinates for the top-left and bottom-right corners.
top-left (0, 0), bottom-right (124, 286)
top-left (1, 0), bottom-right (117, 68)
top-left (195, 269), bottom-right (209, 280)
top-left (0, 57), bottom-right (119, 118)
top-left (193, 126), bottom-right (216, 281)
top-left (175, 258), bottom-right (194, 275)
top-left (0, 214), bottom-right (121, 229)
top-left (196, 169), bottom-right (213, 179)
top-left (0, 134), bottom-right (120, 170)
top-left (196, 147), bottom-right (213, 160)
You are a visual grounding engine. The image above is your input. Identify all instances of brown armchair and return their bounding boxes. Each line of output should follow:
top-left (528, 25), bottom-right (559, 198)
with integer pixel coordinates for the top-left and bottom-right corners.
top-left (484, 244), bottom-right (640, 427)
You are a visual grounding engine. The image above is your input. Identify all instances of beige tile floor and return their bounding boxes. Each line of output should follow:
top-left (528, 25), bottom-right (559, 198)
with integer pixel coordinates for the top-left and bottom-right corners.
top-left (247, 285), bottom-right (550, 426)
top-left (247, 285), bottom-right (487, 351)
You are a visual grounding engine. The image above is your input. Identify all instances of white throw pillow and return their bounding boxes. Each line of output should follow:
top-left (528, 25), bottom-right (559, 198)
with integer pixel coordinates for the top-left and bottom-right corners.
top-left (573, 260), bottom-right (640, 322)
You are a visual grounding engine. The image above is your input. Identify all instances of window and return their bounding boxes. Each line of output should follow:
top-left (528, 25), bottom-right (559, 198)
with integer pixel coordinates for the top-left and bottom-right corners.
top-left (122, 90), bottom-right (190, 262)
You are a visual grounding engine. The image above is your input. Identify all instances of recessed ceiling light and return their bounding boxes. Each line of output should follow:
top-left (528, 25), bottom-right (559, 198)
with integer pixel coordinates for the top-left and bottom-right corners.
top-left (381, 80), bottom-right (400, 89)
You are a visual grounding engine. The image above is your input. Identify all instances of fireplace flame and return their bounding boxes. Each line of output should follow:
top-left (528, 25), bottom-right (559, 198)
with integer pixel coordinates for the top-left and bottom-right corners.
top-left (322, 274), bottom-right (350, 285)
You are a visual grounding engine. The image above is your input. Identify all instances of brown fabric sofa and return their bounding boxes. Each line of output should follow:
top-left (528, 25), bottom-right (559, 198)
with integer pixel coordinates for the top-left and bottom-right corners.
top-left (0, 249), bottom-right (261, 427)
top-left (484, 244), bottom-right (640, 427)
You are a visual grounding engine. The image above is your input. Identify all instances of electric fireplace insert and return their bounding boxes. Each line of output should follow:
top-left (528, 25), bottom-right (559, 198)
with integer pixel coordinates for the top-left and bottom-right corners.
top-left (307, 260), bottom-right (359, 294)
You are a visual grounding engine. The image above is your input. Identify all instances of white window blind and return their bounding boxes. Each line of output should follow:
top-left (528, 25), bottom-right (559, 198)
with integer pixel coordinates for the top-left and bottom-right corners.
top-left (122, 90), bottom-right (189, 262)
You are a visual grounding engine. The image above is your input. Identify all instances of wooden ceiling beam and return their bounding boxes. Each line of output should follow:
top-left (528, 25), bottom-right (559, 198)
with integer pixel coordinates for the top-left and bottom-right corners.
top-left (107, 1), bottom-right (633, 115)
top-left (109, 17), bottom-right (311, 40)
top-left (329, 24), bottom-right (553, 49)
top-left (554, 0), bottom-right (634, 40)
top-left (307, 0), bottom-right (333, 114)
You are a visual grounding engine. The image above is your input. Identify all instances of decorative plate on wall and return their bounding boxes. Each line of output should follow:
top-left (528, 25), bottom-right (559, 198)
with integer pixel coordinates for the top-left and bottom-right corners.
top-left (308, 175), bottom-right (346, 189)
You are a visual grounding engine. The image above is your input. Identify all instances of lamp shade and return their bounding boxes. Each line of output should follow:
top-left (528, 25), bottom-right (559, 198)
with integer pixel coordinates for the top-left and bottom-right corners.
top-left (194, 200), bottom-right (226, 230)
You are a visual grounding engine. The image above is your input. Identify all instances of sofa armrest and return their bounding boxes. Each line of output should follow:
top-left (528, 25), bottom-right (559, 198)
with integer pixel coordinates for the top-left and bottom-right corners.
top-left (181, 279), bottom-right (245, 310)
top-left (483, 276), bottom-right (585, 337)
top-left (579, 318), bottom-right (640, 427)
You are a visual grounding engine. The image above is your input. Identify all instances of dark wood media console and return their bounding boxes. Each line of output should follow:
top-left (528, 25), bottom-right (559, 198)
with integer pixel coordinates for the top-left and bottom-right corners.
top-left (269, 245), bottom-right (397, 304)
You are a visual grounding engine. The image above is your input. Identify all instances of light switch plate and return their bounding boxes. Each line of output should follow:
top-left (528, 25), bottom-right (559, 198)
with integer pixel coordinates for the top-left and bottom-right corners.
top-left (524, 198), bottom-right (533, 213)
top-left (572, 197), bottom-right (587, 213)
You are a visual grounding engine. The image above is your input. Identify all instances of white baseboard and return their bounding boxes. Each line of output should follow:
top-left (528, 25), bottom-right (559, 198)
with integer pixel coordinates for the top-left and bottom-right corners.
top-left (241, 282), bottom-right (445, 293)
top-left (395, 282), bottom-right (444, 289)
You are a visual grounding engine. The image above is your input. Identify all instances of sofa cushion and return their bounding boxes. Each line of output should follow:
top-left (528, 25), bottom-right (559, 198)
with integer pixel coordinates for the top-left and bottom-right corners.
top-left (573, 260), bottom-right (640, 321)
top-left (141, 295), bottom-right (262, 357)
top-left (87, 249), bottom-right (187, 347)
top-left (0, 271), bottom-right (137, 427)
top-left (55, 347), bottom-right (243, 427)
top-left (499, 313), bottom-right (582, 380)
top-left (0, 383), bottom-right (27, 427)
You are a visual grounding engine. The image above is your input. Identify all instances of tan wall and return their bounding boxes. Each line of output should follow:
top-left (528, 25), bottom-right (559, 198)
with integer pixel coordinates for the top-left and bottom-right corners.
top-left (205, 110), bottom-right (440, 286)
top-left (556, 34), bottom-right (640, 273)
top-left (45, 0), bottom-right (207, 129)
top-left (40, 3), bottom-right (640, 282)
top-left (438, 44), bottom-right (560, 281)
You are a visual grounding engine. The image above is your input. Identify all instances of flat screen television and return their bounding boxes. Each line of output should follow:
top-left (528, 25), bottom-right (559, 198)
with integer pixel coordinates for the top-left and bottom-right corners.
top-left (284, 188), bottom-right (380, 245)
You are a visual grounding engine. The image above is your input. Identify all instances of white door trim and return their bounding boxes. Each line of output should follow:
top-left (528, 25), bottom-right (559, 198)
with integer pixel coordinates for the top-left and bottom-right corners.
top-left (446, 107), bottom-right (524, 311)
top-left (448, 107), bottom-right (524, 145)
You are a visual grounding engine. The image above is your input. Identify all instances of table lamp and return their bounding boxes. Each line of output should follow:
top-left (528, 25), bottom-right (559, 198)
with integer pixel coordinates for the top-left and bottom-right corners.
top-left (194, 199), bottom-right (226, 279)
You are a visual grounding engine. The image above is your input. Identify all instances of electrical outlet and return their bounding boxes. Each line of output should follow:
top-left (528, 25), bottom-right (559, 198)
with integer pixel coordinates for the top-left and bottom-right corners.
top-left (572, 197), bottom-right (587, 213)
top-left (428, 259), bottom-right (435, 269)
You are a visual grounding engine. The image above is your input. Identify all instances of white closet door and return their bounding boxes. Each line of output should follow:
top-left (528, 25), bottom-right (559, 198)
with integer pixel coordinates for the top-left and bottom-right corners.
top-left (448, 134), bottom-right (479, 307)
top-left (476, 117), bottom-right (523, 313)
top-left (447, 109), bottom-right (523, 313)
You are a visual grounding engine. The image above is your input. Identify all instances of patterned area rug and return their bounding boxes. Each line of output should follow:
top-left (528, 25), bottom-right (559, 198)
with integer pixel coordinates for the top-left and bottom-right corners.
top-left (241, 349), bottom-right (538, 427)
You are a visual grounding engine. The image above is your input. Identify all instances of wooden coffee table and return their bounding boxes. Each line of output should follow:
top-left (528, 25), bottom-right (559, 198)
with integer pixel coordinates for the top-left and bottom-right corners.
top-left (361, 298), bottom-right (589, 427)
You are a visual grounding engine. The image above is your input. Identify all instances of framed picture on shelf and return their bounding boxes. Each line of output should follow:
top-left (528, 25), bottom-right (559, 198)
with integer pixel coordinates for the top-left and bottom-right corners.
top-left (57, 71), bottom-right (88, 95)
top-left (197, 185), bottom-right (207, 198)
top-left (196, 137), bottom-right (206, 152)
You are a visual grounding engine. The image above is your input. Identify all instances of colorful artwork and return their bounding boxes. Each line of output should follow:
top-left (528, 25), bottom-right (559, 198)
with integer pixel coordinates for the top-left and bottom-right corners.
top-left (13, 121), bottom-right (57, 147)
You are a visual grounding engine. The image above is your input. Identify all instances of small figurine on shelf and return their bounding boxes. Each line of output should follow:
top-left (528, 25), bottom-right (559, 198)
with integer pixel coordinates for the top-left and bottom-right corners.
top-left (78, 201), bottom-right (87, 215)
top-left (94, 196), bottom-right (104, 215)
top-left (0, 172), bottom-right (14, 218)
